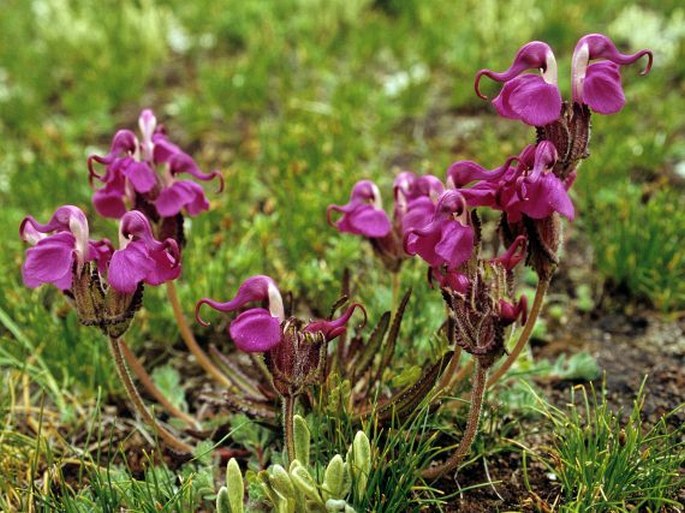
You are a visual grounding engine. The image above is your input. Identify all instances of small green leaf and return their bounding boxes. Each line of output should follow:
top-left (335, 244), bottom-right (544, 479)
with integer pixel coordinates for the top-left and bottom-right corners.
top-left (293, 414), bottom-right (310, 465)
top-left (216, 487), bottom-right (230, 513)
top-left (289, 460), bottom-right (322, 504)
top-left (322, 454), bottom-right (348, 501)
top-left (349, 431), bottom-right (371, 498)
top-left (226, 458), bottom-right (244, 513)
top-left (269, 464), bottom-right (296, 501)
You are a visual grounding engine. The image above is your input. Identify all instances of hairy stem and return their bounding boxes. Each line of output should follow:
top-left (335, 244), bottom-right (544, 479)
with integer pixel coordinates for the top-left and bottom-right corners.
top-left (421, 361), bottom-right (487, 480)
top-left (108, 337), bottom-right (192, 453)
top-left (166, 281), bottom-right (235, 389)
top-left (283, 395), bottom-right (296, 464)
top-left (486, 278), bottom-right (549, 387)
top-left (118, 339), bottom-right (200, 430)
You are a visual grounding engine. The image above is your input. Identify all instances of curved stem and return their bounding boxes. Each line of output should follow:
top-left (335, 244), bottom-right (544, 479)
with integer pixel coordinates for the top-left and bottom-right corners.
top-left (282, 395), bottom-right (296, 464)
top-left (421, 361), bottom-right (487, 480)
top-left (108, 337), bottom-right (193, 453)
top-left (486, 278), bottom-right (549, 388)
top-left (166, 281), bottom-right (235, 389)
top-left (118, 339), bottom-right (200, 430)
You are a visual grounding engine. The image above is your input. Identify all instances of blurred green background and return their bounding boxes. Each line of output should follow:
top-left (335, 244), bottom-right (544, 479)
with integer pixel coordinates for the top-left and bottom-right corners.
top-left (0, 0), bottom-right (683, 396)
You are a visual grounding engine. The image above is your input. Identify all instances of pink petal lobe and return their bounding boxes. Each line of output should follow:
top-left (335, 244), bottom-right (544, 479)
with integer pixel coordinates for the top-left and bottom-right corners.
top-left (108, 241), bottom-right (155, 294)
top-left (229, 309), bottom-right (282, 352)
top-left (22, 232), bottom-right (76, 290)
top-left (582, 61), bottom-right (625, 114)
top-left (155, 181), bottom-right (209, 217)
top-left (435, 221), bottom-right (475, 269)
top-left (506, 75), bottom-right (562, 126)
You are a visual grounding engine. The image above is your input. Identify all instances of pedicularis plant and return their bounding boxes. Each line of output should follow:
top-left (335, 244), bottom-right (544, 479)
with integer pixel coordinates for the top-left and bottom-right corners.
top-left (19, 34), bottom-right (652, 507)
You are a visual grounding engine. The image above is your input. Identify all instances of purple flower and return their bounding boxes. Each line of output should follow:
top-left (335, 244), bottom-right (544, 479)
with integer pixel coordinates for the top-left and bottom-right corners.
top-left (327, 180), bottom-right (391, 238)
top-left (195, 275), bottom-right (364, 353)
top-left (404, 190), bottom-right (475, 271)
top-left (476, 35), bottom-right (652, 125)
top-left (393, 172), bottom-right (444, 234)
top-left (108, 211), bottom-right (181, 294)
top-left (20, 205), bottom-right (98, 290)
top-left (328, 174), bottom-right (445, 272)
top-left (450, 142), bottom-right (574, 223)
top-left (89, 109), bottom-right (223, 219)
top-left (19, 206), bottom-right (180, 294)
top-left (475, 41), bottom-right (562, 126)
top-left (572, 34), bottom-right (653, 115)
top-left (196, 275), bottom-right (286, 352)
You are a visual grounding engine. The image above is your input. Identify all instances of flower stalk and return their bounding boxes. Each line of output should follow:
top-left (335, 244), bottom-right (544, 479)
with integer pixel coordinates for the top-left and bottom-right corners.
top-left (108, 336), bottom-right (192, 453)
top-left (118, 338), bottom-right (200, 430)
top-left (422, 361), bottom-right (488, 480)
top-left (283, 395), bottom-right (296, 464)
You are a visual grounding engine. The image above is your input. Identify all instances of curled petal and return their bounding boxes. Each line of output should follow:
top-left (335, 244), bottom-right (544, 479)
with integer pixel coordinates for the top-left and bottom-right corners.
top-left (195, 275), bottom-right (285, 327)
top-left (475, 41), bottom-right (557, 99)
top-left (446, 157), bottom-right (515, 188)
top-left (22, 232), bottom-right (76, 290)
top-left (120, 211), bottom-right (164, 250)
top-left (229, 309), bottom-right (283, 352)
top-left (576, 33), bottom-right (653, 73)
top-left (430, 268), bottom-right (470, 294)
top-left (88, 129), bottom-right (139, 182)
top-left (20, 205), bottom-right (90, 264)
top-left (152, 134), bottom-right (224, 191)
top-left (304, 303), bottom-right (367, 341)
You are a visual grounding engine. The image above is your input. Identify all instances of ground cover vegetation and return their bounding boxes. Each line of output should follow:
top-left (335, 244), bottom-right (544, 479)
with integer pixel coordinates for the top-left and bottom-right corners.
top-left (1, 0), bottom-right (684, 511)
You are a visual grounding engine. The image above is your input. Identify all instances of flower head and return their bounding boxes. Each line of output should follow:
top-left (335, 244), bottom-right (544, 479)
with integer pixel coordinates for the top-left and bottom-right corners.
top-left (89, 109), bottom-right (222, 220)
top-left (327, 180), bottom-right (391, 238)
top-left (20, 205), bottom-right (95, 290)
top-left (19, 206), bottom-right (179, 337)
top-left (451, 142), bottom-right (574, 223)
top-left (572, 34), bottom-right (653, 114)
top-left (195, 275), bottom-right (365, 355)
top-left (475, 41), bottom-right (562, 126)
top-left (404, 189), bottom-right (475, 271)
top-left (108, 211), bottom-right (181, 294)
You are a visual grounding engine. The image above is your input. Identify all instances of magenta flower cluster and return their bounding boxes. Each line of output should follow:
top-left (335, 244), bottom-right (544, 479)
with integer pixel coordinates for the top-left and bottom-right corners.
top-left (328, 33), bottom-right (651, 340)
top-left (20, 206), bottom-right (179, 294)
top-left (89, 109), bottom-right (223, 219)
top-left (475, 33), bottom-right (652, 126)
top-left (19, 109), bottom-right (220, 334)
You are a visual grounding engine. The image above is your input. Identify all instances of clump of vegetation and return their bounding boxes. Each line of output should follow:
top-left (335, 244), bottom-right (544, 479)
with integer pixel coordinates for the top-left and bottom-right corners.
top-left (1, 2), bottom-right (684, 511)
